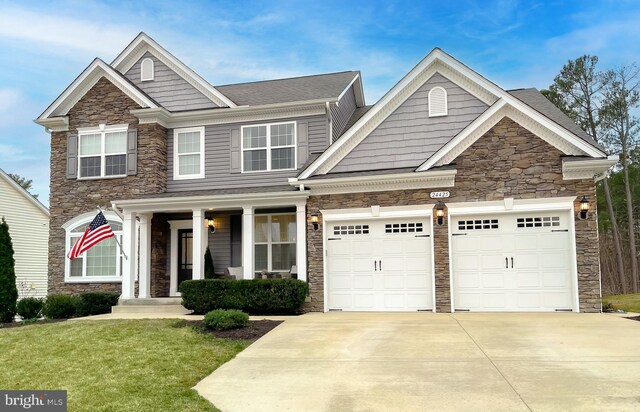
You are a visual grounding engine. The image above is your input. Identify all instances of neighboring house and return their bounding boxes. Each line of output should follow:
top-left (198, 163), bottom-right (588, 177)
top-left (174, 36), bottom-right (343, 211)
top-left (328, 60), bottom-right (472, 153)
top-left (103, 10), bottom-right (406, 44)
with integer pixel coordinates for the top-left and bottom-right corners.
top-left (0, 168), bottom-right (49, 298)
top-left (35, 33), bottom-right (616, 313)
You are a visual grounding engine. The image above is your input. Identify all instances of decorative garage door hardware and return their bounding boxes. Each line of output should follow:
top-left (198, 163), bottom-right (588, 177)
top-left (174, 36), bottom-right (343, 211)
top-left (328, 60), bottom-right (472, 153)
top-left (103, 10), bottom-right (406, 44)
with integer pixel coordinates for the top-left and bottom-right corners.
top-left (374, 260), bottom-right (383, 271)
top-left (505, 257), bottom-right (514, 268)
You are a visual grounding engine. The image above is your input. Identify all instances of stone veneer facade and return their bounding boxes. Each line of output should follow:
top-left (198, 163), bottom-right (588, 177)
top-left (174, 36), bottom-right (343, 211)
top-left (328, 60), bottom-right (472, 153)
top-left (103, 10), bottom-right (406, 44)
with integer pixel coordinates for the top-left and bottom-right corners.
top-left (48, 77), bottom-right (168, 295)
top-left (306, 117), bottom-right (601, 313)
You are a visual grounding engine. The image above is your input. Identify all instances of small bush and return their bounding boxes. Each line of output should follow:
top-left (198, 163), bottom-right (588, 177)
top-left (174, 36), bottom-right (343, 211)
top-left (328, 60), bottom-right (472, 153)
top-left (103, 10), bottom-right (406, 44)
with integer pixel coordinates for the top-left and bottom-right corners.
top-left (602, 301), bottom-right (615, 312)
top-left (203, 309), bottom-right (249, 331)
top-left (43, 294), bottom-right (79, 319)
top-left (16, 297), bottom-right (44, 320)
top-left (180, 278), bottom-right (308, 315)
top-left (76, 292), bottom-right (120, 316)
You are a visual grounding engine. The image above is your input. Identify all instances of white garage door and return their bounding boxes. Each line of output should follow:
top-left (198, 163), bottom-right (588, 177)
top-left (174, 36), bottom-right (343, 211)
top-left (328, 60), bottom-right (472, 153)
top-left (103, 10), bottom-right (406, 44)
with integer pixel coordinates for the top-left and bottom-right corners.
top-left (451, 211), bottom-right (575, 312)
top-left (327, 219), bottom-right (433, 311)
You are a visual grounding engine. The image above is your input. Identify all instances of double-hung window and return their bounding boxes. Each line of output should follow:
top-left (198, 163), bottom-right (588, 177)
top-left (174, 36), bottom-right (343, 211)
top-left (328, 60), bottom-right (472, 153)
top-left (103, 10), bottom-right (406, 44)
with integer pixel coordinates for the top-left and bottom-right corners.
top-left (174, 126), bottom-right (205, 179)
top-left (242, 122), bottom-right (296, 172)
top-left (78, 125), bottom-right (128, 178)
top-left (254, 214), bottom-right (297, 273)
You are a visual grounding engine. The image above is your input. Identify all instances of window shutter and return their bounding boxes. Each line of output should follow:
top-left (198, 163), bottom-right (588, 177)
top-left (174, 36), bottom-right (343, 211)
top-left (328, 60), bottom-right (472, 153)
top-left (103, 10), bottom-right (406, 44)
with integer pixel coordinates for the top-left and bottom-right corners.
top-left (127, 128), bottom-right (138, 176)
top-left (230, 128), bottom-right (241, 173)
top-left (66, 133), bottom-right (78, 179)
top-left (297, 121), bottom-right (308, 168)
top-left (428, 87), bottom-right (448, 117)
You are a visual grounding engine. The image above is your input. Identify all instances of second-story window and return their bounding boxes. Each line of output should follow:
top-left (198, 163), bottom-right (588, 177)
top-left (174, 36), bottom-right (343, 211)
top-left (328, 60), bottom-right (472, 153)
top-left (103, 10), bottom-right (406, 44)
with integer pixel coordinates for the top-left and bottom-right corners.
top-left (78, 125), bottom-right (128, 178)
top-left (174, 126), bottom-right (205, 179)
top-left (242, 121), bottom-right (296, 172)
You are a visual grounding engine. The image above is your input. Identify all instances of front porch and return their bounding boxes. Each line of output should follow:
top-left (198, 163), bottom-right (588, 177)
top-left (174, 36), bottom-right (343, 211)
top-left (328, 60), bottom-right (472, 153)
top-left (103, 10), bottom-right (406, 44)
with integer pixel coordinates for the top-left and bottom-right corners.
top-left (113, 190), bottom-right (310, 300)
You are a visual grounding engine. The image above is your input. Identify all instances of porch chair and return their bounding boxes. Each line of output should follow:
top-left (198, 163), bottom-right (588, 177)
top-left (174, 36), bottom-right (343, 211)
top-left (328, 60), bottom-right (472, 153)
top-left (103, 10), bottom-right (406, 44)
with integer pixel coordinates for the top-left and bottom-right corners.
top-left (224, 266), bottom-right (243, 280)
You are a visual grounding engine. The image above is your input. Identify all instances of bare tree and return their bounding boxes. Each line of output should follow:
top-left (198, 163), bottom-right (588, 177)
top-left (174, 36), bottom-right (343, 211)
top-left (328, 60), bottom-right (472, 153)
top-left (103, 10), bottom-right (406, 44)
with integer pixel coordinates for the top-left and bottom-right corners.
top-left (543, 56), bottom-right (627, 292)
top-left (600, 64), bottom-right (640, 293)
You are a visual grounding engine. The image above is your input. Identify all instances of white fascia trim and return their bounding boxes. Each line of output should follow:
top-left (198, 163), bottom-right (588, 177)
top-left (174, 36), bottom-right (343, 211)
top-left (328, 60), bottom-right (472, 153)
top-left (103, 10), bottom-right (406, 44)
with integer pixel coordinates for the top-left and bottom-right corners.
top-left (112, 190), bottom-right (310, 213)
top-left (446, 196), bottom-right (577, 216)
top-left (131, 99), bottom-right (329, 129)
top-left (37, 59), bottom-right (157, 121)
top-left (417, 102), bottom-right (605, 172)
top-left (111, 33), bottom-right (236, 108)
top-left (290, 169), bottom-right (456, 196)
top-left (34, 116), bottom-right (69, 132)
top-left (562, 155), bottom-right (619, 180)
top-left (321, 205), bottom-right (433, 222)
top-left (337, 74), bottom-right (361, 102)
top-left (0, 167), bottom-right (49, 216)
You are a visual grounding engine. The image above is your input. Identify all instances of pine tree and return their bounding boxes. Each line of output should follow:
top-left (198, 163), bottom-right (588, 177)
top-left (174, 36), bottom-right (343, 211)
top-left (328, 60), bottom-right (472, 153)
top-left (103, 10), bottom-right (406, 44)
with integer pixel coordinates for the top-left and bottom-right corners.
top-left (204, 246), bottom-right (215, 279)
top-left (0, 218), bottom-right (18, 323)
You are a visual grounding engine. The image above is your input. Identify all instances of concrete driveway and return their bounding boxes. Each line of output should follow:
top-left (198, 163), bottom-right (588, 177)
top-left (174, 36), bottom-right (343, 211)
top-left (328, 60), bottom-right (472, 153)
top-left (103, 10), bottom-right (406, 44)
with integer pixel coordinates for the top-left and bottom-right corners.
top-left (195, 313), bottom-right (640, 412)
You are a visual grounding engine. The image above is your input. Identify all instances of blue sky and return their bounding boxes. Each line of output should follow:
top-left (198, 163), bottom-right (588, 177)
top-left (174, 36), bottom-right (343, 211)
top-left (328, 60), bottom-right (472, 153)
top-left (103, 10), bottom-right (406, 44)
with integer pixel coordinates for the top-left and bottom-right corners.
top-left (0, 0), bottom-right (638, 205)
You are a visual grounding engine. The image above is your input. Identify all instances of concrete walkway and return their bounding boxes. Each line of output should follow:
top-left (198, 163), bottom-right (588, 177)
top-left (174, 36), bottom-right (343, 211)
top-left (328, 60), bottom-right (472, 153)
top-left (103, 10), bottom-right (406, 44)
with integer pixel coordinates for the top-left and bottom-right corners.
top-left (195, 313), bottom-right (640, 412)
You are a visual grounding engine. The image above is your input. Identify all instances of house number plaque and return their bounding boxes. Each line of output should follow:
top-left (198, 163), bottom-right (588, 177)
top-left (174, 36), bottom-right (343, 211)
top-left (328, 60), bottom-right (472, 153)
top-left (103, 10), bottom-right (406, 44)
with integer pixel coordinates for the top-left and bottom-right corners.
top-left (430, 191), bottom-right (450, 199)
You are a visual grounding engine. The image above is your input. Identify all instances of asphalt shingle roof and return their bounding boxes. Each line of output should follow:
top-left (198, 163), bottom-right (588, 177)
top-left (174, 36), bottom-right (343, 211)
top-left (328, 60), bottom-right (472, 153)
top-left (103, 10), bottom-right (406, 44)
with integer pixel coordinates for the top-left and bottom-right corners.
top-left (216, 71), bottom-right (359, 106)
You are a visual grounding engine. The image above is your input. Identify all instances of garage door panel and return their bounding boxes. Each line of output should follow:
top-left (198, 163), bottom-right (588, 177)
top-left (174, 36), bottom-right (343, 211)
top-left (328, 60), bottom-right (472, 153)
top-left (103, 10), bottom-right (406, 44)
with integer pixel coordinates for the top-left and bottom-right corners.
top-left (406, 293), bottom-right (430, 309)
top-left (457, 272), bottom-right (480, 288)
top-left (456, 254), bottom-right (479, 270)
top-left (541, 253), bottom-right (569, 269)
top-left (515, 272), bottom-right (541, 288)
top-left (539, 234), bottom-right (569, 250)
top-left (482, 272), bottom-right (506, 288)
top-left (482, 292), bottom-right (507, 309)
top-left (455, 292), bottom-right (481, 309)
top-left (331, 275), bottom-right (353, 290)
top-left (353, 294), bottom-right (375, 309)
top-left (383, 294), bottom-right (405, 309)
top-left (514, 254), bottom-right (540, 270)
top-left (383, 274), bottom-right (404, 289)
top-left (404, 237), bottom-right (429, 253)
top-left (542, 291), bottom-right (572, 308)
top-left (481, 255), bottom-right (506, 270)
top-left (352, 274), bottom-right (374, 290)
top-left (542, 271), bottom-right (570, 287)
top-left (516, 292), bottom-right (542, 309)
top-left (381, 239), bottom-right (404, 254)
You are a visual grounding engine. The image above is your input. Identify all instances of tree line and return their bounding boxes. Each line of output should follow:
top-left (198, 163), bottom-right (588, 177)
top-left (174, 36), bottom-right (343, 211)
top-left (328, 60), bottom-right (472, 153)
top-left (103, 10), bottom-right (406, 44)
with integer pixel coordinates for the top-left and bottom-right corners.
top-left (542, 56), bottom-right (639, 295)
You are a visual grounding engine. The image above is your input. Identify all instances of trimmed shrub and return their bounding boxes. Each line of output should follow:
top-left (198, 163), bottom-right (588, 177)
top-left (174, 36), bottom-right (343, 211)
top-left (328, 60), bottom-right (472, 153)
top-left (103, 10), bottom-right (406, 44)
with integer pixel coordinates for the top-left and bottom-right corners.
top-left (180, 278), bottom-right (308, 315)
top-left (16, 297), bottom-right (44, 320)
top-left (76, 292), bottom-right (120, 316)
top-left (0, 218), bottom-right (18, 323)
top-left (43, 294), bottom-right (79, 319)
top-left (203, 309), bottom-right (249, 330)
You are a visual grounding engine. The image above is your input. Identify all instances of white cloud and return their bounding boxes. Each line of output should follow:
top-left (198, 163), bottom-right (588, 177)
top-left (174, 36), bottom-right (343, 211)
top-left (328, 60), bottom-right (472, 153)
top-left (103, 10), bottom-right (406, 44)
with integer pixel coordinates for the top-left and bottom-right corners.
top-left (0, 6), bottom-right (137, 57)
top-left (0, 89), bottom-right (21, 113)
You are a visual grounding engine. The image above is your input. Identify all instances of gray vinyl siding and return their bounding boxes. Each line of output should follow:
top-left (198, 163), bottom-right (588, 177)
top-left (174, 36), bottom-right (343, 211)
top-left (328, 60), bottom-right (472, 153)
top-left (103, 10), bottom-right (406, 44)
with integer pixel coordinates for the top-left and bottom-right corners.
top-left (124, 52), bottom-right (218, 112)
top-left (167, 115), bottom-right (328, 192)
top-left (331, 85), bottom-right (357, 141)
top-left (208, 212), bottom-right (233, 275)
top-left (330, 73), bottom-right (489, 173)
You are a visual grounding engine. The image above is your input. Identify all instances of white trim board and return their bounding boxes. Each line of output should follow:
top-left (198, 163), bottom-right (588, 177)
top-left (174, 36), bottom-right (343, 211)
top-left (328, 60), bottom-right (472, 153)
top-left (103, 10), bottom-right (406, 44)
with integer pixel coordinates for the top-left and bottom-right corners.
top-left (36, 59), bottom-right (158, 121)
top-left (111, 33), bottom-right (236, 108)
top-left (298, 48), bottom-right (606, 179)
top-left (168, 219), bottom-right (193, 296)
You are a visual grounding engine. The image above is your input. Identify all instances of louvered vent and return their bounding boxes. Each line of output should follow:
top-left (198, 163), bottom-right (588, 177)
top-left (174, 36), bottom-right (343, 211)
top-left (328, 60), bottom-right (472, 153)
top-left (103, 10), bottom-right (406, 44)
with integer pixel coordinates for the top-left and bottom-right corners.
top-left (141, 58), bottom-right (154, 81)
top-left (428, 87), bottom-right (447, 117)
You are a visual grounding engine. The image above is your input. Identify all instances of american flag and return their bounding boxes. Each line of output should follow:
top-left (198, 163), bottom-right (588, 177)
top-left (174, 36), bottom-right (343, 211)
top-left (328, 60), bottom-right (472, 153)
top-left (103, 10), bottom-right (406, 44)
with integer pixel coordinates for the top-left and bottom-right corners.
top-left (67, 211), bottom-right (115, 260)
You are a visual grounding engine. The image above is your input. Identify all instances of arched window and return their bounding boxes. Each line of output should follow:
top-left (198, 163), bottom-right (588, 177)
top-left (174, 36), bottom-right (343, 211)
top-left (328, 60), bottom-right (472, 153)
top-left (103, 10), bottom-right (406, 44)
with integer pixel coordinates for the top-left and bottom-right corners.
top-left (141, 57), bottom-right (154, 81)
top-left (428, 86), bottom-right (448, 117)
top-left (63, 211), bottom-right (123, 282)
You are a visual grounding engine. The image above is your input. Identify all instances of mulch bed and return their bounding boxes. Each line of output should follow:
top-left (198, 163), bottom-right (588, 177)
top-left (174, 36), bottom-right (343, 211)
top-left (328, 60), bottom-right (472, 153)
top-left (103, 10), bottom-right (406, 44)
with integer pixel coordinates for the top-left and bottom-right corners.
top-left (0, 319), bottom-right (67, 329)
top-left (176, 319), bottom-right (283, 341)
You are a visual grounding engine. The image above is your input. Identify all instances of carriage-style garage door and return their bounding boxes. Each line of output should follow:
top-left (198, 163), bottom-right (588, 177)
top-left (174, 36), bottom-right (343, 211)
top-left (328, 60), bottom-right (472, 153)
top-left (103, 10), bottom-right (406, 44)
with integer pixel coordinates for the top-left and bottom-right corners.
top-left (451, 211), bottom-right (575, 312)
top-left (327, 218), bottom-right (433, 311)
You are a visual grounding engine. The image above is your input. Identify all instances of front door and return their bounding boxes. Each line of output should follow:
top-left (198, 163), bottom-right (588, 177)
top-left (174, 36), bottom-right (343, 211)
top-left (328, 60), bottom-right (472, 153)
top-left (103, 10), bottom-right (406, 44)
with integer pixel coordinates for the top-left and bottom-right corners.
top-left (177, 229), bottom-right (193, 288)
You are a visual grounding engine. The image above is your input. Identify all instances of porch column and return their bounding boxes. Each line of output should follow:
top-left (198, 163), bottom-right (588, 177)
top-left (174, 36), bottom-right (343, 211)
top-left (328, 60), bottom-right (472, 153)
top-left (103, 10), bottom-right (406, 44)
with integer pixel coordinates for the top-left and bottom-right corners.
top-left (296, 202), bottom-right (307, 282)
top-left (121, 210), bottom-right (137, 299)
top-left (192, 209), bottom-right (205, 280)
top-left (242, 206), bottom-right (254, 279)
top-left (138, 213), bottom-right (152, 298)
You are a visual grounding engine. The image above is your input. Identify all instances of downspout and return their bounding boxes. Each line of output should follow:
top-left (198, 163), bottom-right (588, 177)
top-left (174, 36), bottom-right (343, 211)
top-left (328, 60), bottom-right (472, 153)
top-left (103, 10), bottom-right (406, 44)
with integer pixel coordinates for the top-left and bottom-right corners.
top-left (326, 101), bottom-right (333, 145)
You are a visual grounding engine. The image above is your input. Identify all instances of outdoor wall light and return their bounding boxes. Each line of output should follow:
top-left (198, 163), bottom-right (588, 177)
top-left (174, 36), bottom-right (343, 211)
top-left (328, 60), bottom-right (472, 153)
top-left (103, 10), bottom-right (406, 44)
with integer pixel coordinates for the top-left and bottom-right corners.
top-left (311, 213), bottom-right (319, 231)
top-left (435, 201), bottom-right (446, 226)
top-left (205, 212), bottom-right (216, 233)
top-left (579, 196), bottom-right (589, 220)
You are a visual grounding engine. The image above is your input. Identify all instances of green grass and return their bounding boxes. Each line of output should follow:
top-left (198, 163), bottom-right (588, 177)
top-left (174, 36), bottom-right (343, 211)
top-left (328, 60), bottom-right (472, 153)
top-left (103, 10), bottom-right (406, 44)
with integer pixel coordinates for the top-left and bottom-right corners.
top-left (0, 319), bottom-right (249, 412)
top-left (603, 293), bottom-right (640, 313)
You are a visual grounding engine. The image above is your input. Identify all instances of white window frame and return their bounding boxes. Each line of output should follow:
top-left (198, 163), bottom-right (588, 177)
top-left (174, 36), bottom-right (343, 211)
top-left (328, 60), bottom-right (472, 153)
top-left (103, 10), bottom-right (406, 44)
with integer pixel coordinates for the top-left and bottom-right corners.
top-left (241, 121), bottom-right (297, 173)
top-left (63, 211), bottom-right (123, 283)
top-left (428, 86), bottom-right (448, 117)
top-left (77, 124), bottom-right (129, 180)
top-left (173, 126), bottom-right (205, 180)
top-left (140, 57), bottom-right (154, 81)
top-left (254, 213), bottom-right (297, 273)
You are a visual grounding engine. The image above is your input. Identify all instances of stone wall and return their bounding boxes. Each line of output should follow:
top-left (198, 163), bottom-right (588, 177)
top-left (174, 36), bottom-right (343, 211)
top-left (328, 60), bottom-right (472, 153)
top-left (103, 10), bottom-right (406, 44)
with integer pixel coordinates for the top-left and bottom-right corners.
top-left (150, 214), bottom-right (170, 297)
top-left (48, 77), bottom-right (168, 295)
top-left (306, 117), bottom-right (601, 313)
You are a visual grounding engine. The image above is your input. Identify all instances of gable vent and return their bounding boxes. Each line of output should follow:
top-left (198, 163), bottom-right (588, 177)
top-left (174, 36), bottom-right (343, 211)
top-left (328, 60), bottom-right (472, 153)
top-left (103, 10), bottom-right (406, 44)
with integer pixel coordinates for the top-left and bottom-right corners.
top-left (141, 57), bottom-right (154, 81)
top-left (428, 86), bottom-right (447, 117)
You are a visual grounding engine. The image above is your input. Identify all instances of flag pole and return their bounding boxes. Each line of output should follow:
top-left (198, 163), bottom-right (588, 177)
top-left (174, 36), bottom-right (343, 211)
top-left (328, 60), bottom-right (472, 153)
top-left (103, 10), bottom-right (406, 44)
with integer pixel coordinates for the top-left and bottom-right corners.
top-left (97, 206), bottom-right (128, 260)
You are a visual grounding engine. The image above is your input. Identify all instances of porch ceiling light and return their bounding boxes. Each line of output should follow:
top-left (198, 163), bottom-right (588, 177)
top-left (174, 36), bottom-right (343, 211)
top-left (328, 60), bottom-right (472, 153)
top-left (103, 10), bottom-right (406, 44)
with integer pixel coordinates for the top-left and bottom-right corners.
top-left (311, 212), bottom-right (319, 231)
top-left (579, 196), bottom-right (589, 220)
top-left (205, 211), bottom-right (216, 233)
top-left (435, 201), bottom-right (446, 226)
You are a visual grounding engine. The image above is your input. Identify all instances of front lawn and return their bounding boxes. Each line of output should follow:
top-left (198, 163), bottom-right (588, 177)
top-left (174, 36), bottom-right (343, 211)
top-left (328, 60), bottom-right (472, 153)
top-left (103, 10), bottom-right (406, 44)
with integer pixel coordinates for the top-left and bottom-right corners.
top-left (0, 319), bottom-right (249, 411)
top-left (603, 293), bottom-right (640, 313)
